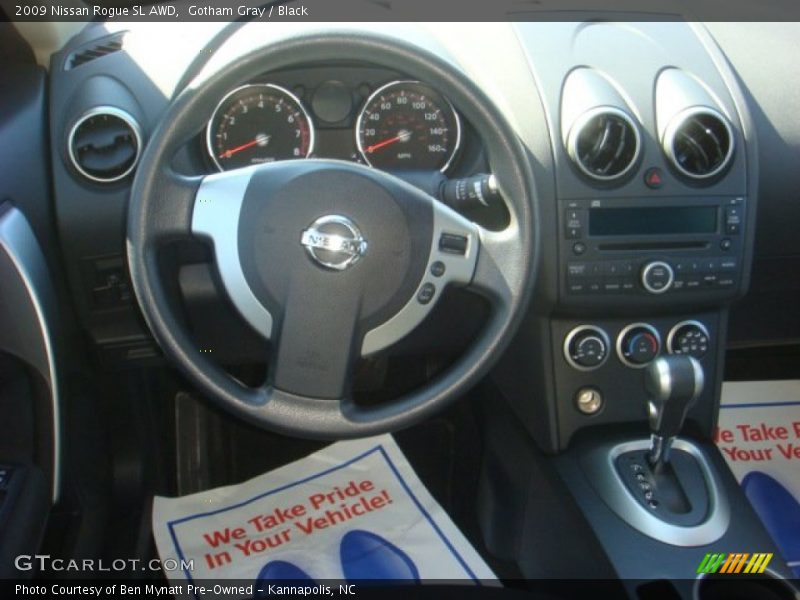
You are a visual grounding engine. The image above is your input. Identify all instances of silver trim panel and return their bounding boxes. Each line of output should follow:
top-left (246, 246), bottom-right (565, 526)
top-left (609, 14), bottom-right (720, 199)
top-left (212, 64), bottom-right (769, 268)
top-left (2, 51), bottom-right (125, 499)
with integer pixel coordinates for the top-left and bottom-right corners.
top-left (192, 167), bottom-right (274, 339)
top-left (361, 200), bottom-right (478, 355)
top-left (0, 206), bottom-right (62, 502)
top-left (583, 438), bottom-right (731, 547)
top-left (67, 105), bottom-right (142, 183)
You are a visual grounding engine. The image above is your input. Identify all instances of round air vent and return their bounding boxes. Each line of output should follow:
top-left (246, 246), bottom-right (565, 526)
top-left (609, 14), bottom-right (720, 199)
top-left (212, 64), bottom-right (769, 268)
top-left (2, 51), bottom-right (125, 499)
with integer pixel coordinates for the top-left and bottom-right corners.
top-left (567, 107), bottom-right (641, 182)
top-left (663, 107), bottom-right (734, 181)
top-left (67, 107), bottom-right (142, 183)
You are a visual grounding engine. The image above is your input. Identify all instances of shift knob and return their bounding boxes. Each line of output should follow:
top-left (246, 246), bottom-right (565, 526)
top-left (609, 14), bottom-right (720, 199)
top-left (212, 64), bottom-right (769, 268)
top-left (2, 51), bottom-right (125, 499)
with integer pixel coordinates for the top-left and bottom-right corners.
top-left (645, 355), bottom-right (704, 467)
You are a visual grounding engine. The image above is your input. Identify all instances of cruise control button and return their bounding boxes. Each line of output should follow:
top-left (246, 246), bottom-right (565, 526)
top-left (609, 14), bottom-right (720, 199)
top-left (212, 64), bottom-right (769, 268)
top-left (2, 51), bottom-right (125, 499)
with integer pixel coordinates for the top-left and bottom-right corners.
top-left (430, 261), bottom-right (446, 277)
top-left (417, 283), bottom-right (436, 304)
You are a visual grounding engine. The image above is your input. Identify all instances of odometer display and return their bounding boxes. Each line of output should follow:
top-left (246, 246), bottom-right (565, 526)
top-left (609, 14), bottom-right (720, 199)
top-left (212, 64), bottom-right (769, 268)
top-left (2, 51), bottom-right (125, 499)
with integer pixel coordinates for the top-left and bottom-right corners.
top-left (356, 81), bottom-right (461, 172)
top-left (207, 84), bottom-right (314, 171)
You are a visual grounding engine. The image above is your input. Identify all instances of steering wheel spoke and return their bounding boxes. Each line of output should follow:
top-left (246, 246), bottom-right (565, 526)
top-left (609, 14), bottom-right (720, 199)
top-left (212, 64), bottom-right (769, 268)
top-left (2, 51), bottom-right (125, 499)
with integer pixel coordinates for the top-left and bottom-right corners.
top-left (468, 225), bottom-right (518, 311)
top-left (269, 279), bottom-right (362, 400)
top-left (361, 198), bottom-right (479, 355)
top-left (146, 169), bottom-right (203, 243)
top-left (192, 167), bottom-right (274, 339)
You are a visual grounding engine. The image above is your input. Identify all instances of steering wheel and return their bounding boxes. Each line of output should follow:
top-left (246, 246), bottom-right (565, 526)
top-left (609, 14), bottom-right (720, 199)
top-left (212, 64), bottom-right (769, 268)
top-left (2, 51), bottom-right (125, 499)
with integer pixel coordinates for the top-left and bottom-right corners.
top-left (127, 31), bottom-right (536, 439)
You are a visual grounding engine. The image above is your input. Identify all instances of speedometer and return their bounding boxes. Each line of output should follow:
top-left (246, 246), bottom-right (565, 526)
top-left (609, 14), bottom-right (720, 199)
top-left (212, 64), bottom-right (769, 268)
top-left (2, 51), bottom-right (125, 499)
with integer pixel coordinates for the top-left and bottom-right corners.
top-left (207, 84), bottom-right (314, 171)
top-left (355, 81), bottom-right (461, 172)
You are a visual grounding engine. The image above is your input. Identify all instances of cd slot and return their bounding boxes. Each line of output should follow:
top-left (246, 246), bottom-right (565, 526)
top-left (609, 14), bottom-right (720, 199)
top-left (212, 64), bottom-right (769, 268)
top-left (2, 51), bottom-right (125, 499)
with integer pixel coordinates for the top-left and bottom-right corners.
top-left (597, 241), bottom-right (709, 252)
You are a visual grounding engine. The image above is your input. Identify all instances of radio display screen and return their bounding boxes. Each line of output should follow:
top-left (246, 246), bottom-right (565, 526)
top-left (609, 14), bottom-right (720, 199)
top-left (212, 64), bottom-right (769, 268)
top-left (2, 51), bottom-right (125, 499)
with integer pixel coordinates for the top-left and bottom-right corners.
top-left (589, 206), bottom-right (718, 236)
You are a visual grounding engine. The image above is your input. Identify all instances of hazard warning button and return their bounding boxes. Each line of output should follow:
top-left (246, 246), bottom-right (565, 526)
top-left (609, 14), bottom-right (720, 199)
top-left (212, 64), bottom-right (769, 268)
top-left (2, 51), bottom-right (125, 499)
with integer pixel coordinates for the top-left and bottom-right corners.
top-left (644, 167), bottom-right (665, 189)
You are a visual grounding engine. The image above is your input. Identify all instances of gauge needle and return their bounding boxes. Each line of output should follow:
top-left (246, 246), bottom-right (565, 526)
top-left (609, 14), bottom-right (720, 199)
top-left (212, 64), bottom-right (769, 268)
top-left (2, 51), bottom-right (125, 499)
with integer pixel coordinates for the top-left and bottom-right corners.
top-left (366, 130), bottom-right (411, 153)
top-left (219, 134), bottom-right (270, 159)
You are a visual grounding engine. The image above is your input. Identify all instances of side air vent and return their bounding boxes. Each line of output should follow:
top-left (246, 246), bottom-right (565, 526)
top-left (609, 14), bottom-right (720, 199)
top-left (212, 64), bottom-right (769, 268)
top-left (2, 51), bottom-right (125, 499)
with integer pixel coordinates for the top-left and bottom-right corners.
top-left (67, 35), bottom-right (125, 70)
top-left (663, 108), bottom-right (734, 180)
top-left (67, 107), bottom-right (142, 183)
top-left (567, 107), bottom-right (641, 182)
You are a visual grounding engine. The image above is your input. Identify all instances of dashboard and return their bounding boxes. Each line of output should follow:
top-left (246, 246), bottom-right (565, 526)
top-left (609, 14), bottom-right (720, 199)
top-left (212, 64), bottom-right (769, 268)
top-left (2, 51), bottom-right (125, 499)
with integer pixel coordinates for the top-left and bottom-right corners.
top-left (5, 16), bottom-right (800, 588)
top-left (31, 20), bottom-right (799, 448)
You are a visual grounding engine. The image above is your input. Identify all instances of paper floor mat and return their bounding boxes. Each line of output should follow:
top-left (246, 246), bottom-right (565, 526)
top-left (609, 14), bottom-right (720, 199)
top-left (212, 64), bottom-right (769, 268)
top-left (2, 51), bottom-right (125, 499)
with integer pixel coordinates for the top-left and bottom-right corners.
top-left (152, 434), bottom-right (496, 595)
top-left (718, 380), bottom-right (800, 576)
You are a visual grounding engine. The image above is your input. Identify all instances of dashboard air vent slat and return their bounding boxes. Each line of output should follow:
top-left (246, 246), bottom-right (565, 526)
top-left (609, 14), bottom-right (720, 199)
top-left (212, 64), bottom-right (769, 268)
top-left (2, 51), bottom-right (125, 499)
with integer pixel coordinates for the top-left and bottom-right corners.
top-left (666, 109), bottom-right (734, 180)
top-left (67, 36), bottom-right (124, 70)
top-left (568, 108), bottom-right (640, 182)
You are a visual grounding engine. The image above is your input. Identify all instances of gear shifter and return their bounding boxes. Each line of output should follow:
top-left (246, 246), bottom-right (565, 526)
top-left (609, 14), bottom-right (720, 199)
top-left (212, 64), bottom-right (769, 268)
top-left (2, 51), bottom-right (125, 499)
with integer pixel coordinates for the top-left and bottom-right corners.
top-left (645, 355), bottom-right (704, 469)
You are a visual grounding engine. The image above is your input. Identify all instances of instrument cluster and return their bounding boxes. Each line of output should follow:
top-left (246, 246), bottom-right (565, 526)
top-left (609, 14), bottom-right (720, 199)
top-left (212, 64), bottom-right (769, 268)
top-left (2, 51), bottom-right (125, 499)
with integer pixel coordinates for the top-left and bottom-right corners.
top-left (205, 77), bottom-right (462, 173)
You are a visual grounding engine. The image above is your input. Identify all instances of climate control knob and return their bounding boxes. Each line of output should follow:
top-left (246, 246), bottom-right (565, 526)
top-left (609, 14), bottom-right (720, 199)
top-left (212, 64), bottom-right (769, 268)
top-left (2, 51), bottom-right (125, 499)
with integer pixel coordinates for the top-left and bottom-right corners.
top-left (668, 320), bottom-right (710, 359)
top-left (617, 323), bottom-right (661, 368)
top-left (641, 261), bottom-right (674, 294)
top-left (564, 326), bottom-right (611, 371)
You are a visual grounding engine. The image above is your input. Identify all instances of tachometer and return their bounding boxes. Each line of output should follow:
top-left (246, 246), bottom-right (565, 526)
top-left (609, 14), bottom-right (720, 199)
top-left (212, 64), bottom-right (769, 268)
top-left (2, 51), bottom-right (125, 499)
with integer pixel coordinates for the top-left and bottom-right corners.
top-left (356, 80), bottom-right (461, 172)
top-left (207, 84), bottom-right (314, 171)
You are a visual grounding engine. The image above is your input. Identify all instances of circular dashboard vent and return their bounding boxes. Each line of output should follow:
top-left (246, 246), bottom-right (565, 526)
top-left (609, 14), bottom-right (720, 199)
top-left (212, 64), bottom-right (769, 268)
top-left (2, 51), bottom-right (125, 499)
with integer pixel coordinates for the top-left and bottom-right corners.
top-left (68, 107), bottom-right (142, 183)
top-left (663, 108), bottom-right (734, 181)
top-left (568, 107), bottom-right (641, 182)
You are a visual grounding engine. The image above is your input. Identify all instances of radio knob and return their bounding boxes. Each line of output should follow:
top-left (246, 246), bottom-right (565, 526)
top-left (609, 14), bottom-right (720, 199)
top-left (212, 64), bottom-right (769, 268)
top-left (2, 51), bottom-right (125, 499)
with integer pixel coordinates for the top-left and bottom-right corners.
top-left (641, 261), bottom-right (674, 294)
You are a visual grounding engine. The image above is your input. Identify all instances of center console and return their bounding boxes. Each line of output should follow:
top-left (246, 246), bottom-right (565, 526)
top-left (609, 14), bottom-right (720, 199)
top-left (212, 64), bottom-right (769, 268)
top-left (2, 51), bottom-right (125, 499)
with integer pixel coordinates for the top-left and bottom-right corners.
top-left (480, 21), bottom-right (797, 597)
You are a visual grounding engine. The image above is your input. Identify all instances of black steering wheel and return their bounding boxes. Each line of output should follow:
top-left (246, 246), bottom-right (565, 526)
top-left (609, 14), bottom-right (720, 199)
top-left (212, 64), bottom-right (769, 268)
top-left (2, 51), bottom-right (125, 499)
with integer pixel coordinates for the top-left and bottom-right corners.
top-left (127, 30), bottom-right (536, 439)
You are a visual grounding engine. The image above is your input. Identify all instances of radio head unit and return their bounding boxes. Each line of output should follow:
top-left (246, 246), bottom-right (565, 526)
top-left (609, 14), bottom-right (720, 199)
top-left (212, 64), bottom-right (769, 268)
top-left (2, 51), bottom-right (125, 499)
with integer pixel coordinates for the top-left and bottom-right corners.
top-left (560, 196), bottom-right (746, 304)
